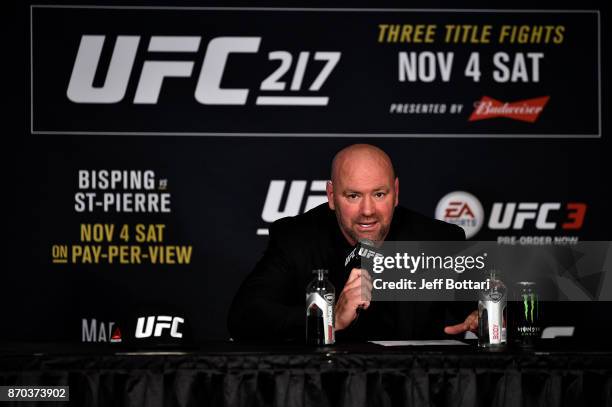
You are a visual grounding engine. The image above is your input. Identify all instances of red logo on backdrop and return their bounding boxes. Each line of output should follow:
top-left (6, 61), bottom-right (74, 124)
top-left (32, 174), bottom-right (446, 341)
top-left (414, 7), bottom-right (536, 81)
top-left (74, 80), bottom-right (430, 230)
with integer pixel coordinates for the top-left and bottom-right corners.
top-left (110, 327), bottom-right (122, 343)
top-left (444, 201), bottom-right (476, 219)
top-left (469, 96), bottom-right (550, 123)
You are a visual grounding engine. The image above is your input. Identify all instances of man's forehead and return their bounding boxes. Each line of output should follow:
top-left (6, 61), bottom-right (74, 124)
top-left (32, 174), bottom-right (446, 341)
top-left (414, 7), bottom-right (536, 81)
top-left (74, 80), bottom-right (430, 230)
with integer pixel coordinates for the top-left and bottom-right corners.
top-left (335, 165), bottom-right (394, 191)
top-left (341, 183), bottom-right (391, 193)
top-left (337, 157), bottom-right (393, 178)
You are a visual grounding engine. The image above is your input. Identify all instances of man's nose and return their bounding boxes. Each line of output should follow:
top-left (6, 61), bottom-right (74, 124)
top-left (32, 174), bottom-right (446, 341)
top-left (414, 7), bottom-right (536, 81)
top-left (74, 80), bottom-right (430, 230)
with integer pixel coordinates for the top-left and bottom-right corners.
top-left (360, 196), bottom-right (375, 216)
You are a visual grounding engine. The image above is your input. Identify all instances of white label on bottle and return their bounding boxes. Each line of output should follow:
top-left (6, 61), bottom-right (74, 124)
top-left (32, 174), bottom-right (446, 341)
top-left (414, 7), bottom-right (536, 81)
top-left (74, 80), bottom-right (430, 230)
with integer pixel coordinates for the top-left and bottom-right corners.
top-left (306, 293), bottom-right (335, 344)
top-left (486, 301), bottom-right (506, 345)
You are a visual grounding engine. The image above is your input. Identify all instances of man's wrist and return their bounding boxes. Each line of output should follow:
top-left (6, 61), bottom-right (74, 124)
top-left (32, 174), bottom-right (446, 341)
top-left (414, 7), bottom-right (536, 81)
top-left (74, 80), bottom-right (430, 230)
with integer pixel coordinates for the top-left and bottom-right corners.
top-left (334, 313), bottom-right (359, 332)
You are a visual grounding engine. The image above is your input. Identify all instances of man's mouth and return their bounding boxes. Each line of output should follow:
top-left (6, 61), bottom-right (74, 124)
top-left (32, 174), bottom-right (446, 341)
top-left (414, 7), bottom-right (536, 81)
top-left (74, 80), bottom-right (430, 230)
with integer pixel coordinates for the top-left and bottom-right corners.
top-left (356, 221), bottom-right (378, 230)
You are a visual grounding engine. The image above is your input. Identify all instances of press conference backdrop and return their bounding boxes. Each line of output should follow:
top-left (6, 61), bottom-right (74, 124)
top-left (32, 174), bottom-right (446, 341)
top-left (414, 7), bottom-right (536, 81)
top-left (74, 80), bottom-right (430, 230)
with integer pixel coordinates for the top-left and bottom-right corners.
top-left (4, 1), bottom-right (611, 344)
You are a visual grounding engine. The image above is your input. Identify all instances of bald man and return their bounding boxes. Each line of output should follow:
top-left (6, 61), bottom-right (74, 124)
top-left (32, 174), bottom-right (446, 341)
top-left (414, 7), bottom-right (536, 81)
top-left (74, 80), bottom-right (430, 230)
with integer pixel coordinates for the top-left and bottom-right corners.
top-left (228, 144), bottom-right (477, 342)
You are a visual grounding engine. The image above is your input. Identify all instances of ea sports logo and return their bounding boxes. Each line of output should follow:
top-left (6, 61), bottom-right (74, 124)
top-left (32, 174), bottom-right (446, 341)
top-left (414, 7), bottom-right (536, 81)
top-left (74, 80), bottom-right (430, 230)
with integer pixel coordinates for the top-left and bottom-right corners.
top-left (435, 191), bottom-right (484, 239)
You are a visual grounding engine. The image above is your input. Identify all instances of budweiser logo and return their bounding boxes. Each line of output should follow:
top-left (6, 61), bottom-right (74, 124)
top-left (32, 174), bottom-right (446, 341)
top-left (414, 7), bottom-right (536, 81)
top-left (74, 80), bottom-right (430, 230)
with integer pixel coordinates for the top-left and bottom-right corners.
top-left (469, 96), bottom-right (550, 123)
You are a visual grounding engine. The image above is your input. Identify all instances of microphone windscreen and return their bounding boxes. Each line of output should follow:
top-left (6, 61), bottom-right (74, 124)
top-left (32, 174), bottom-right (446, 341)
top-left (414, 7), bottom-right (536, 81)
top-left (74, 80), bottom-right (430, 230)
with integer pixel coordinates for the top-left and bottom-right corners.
top-left (344, 239), bottom-right (384, 272)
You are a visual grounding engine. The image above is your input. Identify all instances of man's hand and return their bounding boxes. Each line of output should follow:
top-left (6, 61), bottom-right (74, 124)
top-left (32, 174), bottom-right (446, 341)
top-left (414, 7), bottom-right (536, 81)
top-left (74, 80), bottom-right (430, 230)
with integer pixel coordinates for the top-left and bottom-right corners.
top-left (335, 268), bottom-right (372, 331)
top-left (444, 310), bottom-right (479, 335)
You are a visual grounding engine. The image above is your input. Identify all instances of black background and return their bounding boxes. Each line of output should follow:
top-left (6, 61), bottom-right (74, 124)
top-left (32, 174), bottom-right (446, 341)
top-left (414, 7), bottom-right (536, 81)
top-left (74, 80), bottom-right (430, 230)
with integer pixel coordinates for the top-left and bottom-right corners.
top-left (4, 0), bottom-right (611, 343)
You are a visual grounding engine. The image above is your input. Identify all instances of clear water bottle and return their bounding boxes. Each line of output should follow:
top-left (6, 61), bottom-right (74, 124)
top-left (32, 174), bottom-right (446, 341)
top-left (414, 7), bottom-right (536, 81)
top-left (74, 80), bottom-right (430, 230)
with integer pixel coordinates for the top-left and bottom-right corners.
top-left (306, 269), bottom-right (335, 345)
top-left (478, 270), bottom-right (507, 348)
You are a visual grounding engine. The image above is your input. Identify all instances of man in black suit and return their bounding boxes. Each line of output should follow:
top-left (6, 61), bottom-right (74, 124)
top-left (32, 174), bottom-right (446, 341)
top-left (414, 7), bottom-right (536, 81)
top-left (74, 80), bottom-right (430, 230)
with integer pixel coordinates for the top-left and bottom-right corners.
top-left (228, 144), bottom-right (478, 341)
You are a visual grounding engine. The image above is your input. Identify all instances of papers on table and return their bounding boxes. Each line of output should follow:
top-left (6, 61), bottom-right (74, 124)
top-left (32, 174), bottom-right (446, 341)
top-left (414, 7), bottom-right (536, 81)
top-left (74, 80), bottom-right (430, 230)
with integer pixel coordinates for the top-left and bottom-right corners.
top-left (369, 340), bottom-right (468, 346)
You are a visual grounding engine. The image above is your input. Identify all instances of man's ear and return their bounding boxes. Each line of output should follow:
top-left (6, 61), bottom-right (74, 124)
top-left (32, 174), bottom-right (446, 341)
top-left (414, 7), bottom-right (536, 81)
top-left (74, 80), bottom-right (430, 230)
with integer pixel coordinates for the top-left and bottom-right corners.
top-left (394, 177), bottom-right (399, 207)
top-left (326, 181), bottom-right (335, 210)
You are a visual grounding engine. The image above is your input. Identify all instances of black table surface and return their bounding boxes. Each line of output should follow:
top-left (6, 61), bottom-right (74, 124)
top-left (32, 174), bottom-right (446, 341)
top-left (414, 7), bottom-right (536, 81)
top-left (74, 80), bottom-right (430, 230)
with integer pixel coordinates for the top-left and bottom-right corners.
top-left (1, 340), bottom-right (611, 407)
top-left (1, 338), bottom-right (611, 357)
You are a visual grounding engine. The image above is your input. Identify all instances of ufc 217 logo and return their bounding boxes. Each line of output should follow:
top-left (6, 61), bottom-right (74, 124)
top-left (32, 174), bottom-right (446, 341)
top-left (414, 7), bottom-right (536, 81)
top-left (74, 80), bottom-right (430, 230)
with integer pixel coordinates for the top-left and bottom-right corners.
top-left (135, 315), bottom-right (184, 338)
top-left (67, 35), bottom-right (341, 106)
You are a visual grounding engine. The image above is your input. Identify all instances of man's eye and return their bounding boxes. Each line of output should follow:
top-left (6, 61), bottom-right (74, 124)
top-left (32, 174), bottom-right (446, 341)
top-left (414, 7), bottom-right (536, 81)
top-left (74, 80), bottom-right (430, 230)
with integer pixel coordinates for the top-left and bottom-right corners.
top-left (347, 193), bottom-right (358, 200)
top-left (375, 192), bottom-right (386, 198)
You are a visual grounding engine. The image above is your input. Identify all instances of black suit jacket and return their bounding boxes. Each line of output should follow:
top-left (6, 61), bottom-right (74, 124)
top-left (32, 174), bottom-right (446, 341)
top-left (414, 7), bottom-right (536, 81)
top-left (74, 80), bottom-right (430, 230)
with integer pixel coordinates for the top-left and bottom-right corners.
top-left (228, 203), bottom-right (467, 342)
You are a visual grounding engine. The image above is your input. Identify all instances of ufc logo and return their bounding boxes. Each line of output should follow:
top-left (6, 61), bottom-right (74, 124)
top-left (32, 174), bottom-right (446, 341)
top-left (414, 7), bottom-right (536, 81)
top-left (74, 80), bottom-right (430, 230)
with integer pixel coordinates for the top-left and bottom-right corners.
top-left (344, 247), bottom-right (381, 267)
top-left (488, 202), bottom-right (586, 230)
top-left (444, 201), bottom-right (476, 218)
top-left (67, 35), bottom-right (340, 106)
top-left (261, 180), bottom-right (328, 223)
top-left (135, 315), bottom-right (184, 338)
top-left (67, 35), bottom-right (261, 105)
top-left (360, 249), bottom-right (380, 259)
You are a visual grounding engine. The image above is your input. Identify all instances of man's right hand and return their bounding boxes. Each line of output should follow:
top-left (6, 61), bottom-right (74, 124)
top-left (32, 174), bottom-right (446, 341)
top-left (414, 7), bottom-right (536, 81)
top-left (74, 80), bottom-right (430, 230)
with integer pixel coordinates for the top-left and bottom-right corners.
top-left (335, 268), bottom-right (373, 331)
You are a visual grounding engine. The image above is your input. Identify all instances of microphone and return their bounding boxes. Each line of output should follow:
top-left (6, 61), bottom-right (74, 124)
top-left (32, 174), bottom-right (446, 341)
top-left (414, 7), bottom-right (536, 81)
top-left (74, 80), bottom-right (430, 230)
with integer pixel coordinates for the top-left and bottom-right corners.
top-left (344, 239), bottom-right (384, 272)
top-left (344, 239), bottom-right (384, 314)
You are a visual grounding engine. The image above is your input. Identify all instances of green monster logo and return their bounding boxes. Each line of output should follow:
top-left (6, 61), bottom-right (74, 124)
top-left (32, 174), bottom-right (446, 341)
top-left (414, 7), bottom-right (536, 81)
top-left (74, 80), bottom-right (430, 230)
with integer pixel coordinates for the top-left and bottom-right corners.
top-left (522, 293), bottom-right (537, 323)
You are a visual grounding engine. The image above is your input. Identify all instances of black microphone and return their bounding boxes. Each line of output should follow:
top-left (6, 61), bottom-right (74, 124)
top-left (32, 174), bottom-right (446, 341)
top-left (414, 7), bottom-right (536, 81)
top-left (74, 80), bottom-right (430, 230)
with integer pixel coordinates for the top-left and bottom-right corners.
top-left (344, 239), bottom-right (384, 314)
top-left (344, 239), bottom-right (384, 272)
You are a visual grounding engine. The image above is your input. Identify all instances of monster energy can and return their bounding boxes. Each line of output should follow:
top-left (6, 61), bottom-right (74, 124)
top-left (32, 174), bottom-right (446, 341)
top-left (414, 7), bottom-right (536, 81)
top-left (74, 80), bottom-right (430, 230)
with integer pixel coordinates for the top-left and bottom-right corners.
top-left (512, 281), bottom-right (540, 348)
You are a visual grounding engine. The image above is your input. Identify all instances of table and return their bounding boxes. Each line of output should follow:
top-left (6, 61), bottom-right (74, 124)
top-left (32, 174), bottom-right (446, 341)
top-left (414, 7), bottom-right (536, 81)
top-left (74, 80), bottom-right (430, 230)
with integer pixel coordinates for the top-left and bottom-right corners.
top-left (1, 341), bottom-right (611, 407)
